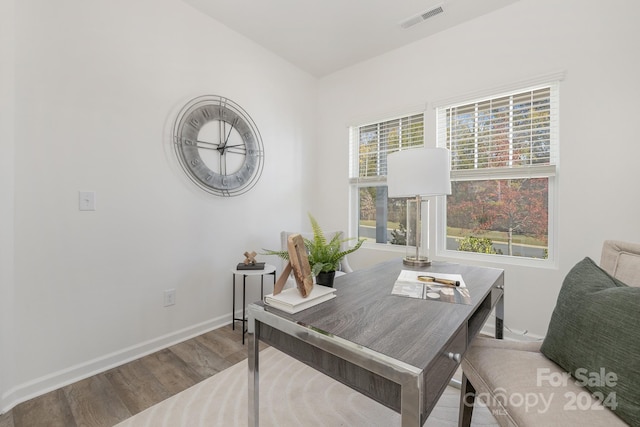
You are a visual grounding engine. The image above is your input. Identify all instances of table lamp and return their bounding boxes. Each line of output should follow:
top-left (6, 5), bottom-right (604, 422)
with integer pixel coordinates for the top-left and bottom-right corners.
top-left (387, 147), bottom-right (451, 266)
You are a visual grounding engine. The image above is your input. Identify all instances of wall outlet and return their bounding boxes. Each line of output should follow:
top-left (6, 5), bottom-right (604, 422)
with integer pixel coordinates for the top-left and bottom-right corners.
top-left (163, 289), bottom-right (176, 307)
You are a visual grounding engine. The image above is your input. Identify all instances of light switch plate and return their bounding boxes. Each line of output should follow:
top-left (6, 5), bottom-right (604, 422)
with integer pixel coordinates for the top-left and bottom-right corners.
top-left (79, 191), bottom-right (96, 211)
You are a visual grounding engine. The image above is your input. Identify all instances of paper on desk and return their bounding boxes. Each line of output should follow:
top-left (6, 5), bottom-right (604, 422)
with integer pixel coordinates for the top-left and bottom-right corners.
top-left (391, 270), bottom-right (471, 305)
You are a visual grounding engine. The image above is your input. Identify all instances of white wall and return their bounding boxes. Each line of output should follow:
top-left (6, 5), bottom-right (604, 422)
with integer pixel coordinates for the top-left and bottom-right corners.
top-left (316, 0), bottom-right (640, 337)
top-left (4, 0), bottom-right (640, 413)
top-left (3, 0), bottom-right (316, 411)
top-left (0, 0), bottom-right (16, 412)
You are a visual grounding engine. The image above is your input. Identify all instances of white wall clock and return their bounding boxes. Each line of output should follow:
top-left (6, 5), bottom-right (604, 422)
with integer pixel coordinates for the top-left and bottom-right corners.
top-left (172, 95), bottom-right (264, 197)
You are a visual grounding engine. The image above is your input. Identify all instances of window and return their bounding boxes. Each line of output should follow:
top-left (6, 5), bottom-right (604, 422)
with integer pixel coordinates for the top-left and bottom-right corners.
top-left (437, 84), bottom-right (558, 261)
top-left (349, 113), bottom-right (424, 246)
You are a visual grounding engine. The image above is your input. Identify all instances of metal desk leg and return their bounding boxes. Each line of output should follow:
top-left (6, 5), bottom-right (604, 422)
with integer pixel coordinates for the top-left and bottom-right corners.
top-left (495, 292), bottom-right (504, 339)
top-left (248, 316), bottom-right (260, 427)
top-left (400, 376), bottom-right (422, 426)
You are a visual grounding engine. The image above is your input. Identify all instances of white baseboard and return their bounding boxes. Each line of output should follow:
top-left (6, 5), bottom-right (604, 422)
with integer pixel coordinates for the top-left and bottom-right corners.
top-left (1, 313), bottom-right (233, 414)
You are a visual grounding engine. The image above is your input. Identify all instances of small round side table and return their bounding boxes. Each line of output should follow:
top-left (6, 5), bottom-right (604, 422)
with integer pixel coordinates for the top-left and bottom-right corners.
top-left (231, 263), bottom-right (276, 344)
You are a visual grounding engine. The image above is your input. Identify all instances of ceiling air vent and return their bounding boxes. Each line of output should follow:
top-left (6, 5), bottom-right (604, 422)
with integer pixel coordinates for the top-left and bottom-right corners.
top-left (400, 5), bottom-right (444, 29)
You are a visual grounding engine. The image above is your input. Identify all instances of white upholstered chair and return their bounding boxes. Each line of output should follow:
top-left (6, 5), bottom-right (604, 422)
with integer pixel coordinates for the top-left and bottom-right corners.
top-left (459, 240), bottom-right (640, 426)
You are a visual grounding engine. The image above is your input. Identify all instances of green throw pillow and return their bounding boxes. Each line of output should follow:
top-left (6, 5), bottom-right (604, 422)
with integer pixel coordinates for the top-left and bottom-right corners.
top-left (541, 257), bottom-right (640, 426)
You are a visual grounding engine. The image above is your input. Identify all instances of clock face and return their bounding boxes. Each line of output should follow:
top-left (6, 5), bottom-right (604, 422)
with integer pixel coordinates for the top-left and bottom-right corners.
top-left (173, 95), bottom-right (264, 197)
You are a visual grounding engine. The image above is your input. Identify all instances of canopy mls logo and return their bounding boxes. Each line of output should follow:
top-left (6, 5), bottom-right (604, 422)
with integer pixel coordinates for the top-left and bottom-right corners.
top-left (537, 367), bottom-right (618, 388)
top-left (462, 367), bottom-right (620, 415)
top-left (536, 367), bottom-right (619, 411)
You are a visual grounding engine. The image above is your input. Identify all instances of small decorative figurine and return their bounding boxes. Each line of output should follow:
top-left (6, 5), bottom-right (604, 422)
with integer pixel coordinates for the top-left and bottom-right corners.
top-left (237, 251), bottom-right (265, 270)
top-left (243, 251), bottom-right (258, 265)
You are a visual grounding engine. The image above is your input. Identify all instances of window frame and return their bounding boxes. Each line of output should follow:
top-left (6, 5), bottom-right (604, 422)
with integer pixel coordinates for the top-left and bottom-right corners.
top-left (348, 110), bottom-right (426, 251)
top-left (435, 81), bottom-right (560, 268)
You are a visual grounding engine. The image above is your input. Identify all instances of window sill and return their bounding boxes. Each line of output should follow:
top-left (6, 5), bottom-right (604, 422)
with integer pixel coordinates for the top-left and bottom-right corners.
top-left (360, 241), bottom-right (410, 254)
top-left (435, 248), bottom-right (558, 270)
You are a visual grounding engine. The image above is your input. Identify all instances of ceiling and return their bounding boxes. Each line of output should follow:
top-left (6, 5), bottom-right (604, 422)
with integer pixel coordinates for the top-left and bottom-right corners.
top-left (183, 0), bottom-right (521, 77)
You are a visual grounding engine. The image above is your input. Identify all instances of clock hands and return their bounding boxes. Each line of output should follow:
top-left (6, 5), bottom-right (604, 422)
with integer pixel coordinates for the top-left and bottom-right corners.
top-left (183, 137), bottom-right (247, 177)
top-left (219, 143), bottom-right (246, 154)
top-left (218, 118), bottom-right (238, 155)
top-left (180, 119), bottom-right (248, 176)
top-left (191, 139), bottom-right (246, 154)
top-left (174, 95), bottom-right (264, 197)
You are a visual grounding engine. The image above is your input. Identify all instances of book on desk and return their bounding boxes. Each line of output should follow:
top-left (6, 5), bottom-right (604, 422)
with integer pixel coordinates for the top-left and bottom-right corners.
top-left (264, 284), bottom-right (336, 314)
top-left (392, 270), bottom-right (472, 305)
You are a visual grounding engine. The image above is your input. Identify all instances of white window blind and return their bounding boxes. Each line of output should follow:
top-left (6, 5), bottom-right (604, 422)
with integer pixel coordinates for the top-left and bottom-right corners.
top-left (435, 81), bottom-right (559, 263)
top-left (350, 113), bottom-right (424, 183)
top-left (438, 84), bottom-right (558, 180)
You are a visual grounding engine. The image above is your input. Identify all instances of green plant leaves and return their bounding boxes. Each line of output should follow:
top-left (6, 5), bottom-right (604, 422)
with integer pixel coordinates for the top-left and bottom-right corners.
top-left (262, 213), bottom-right (365, 277)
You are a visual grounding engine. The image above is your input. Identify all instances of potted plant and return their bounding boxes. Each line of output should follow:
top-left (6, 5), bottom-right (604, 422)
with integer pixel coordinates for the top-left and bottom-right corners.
top-left (264, 213), bottom-right (365, 287)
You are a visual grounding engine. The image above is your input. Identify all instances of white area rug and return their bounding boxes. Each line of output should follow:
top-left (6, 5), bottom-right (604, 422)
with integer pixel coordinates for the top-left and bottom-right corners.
top-left (116, 347), bottom-right (498, 426)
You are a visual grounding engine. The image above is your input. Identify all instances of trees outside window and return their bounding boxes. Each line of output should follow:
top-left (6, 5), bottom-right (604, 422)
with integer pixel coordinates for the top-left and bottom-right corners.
top-left (349, 113), bottom-right (423, 246)
top-left (438, 84), bottom-right (558, 260)
top-left (447, 178), bottom-right (548, 258)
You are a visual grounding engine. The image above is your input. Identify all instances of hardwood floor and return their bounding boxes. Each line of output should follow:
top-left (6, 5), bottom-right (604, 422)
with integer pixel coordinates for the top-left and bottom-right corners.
top-left (0, 323), bottom-right (263, 427)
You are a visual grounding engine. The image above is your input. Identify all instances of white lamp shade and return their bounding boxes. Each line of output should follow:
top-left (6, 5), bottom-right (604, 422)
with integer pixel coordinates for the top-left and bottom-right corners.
top-left (387, 148), bottom-right (451, 197)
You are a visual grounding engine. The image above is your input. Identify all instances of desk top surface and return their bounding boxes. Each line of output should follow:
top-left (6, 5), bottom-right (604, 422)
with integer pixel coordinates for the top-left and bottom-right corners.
top-left (257, 258), bottom-right (503, 369)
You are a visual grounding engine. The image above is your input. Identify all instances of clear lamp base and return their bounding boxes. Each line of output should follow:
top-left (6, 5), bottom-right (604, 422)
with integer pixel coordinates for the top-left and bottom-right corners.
top-left (402, 256), bottom-right (431, 267)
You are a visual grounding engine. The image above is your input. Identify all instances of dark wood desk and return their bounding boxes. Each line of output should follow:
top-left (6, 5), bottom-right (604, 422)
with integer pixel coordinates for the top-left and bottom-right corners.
top-left (247, 259), bottom-right (504, 426)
